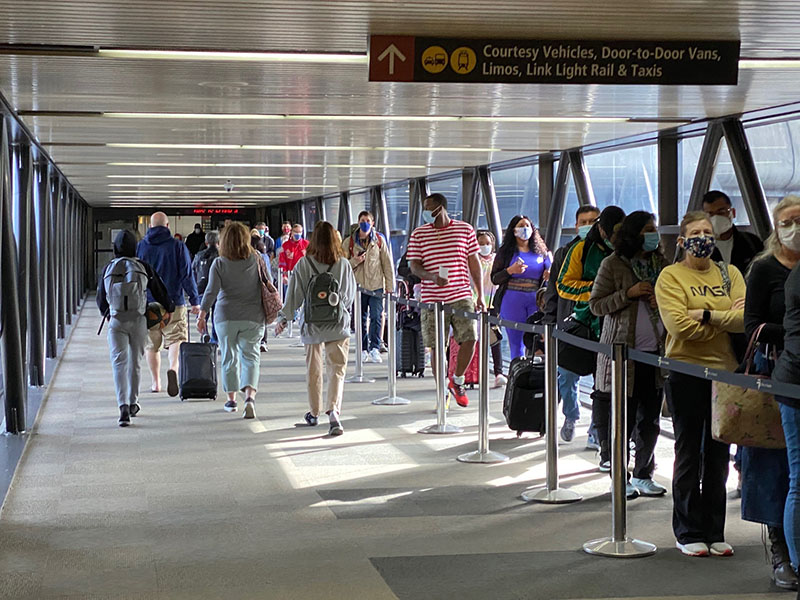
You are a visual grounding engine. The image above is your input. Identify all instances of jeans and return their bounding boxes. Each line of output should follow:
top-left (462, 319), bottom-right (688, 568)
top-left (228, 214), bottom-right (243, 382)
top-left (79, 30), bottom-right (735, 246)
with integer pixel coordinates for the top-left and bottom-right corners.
top-left (107, 316), bottom-right (147, 407)
top-left (666, 372), bottom-right (730, 544)
top-left (361, 290), bottom-right (384, 352)
top-left (779, 400), bottom-right (800, 568)
top-left (557, 367), bottom-right (581, 421)
top-left (215, 319), bottom-right (265, 393)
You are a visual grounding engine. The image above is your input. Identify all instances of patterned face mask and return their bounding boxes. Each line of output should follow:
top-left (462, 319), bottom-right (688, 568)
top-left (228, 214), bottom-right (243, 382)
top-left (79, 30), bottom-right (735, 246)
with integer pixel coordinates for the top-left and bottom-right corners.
top-left (683, 235), bottom-right (716, 259)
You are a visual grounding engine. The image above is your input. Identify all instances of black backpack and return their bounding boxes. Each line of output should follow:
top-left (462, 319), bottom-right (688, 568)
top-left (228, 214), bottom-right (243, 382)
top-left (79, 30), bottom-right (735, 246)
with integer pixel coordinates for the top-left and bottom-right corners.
top-left (304, 260), bottom-right (343, 326)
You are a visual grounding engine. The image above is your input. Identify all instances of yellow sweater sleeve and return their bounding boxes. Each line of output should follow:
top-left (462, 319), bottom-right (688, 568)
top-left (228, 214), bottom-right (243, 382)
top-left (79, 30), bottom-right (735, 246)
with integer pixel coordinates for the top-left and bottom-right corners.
top-left (709, 265), bottom-right (746, 333)
top-left (655, 268), bottom-right (719, 342)
top-left (556, 241), bottom-right (592, 302)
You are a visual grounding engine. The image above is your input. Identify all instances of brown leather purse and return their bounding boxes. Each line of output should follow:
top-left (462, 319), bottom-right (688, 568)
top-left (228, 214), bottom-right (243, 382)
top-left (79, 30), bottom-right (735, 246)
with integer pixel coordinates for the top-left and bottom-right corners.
top-left (256, 254), bottom-right (282, 324)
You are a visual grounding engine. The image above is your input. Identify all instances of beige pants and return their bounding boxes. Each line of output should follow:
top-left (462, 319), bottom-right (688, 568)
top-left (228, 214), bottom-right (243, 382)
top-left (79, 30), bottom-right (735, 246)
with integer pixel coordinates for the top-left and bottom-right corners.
top-left (305, 338), bottom-right (350, 416)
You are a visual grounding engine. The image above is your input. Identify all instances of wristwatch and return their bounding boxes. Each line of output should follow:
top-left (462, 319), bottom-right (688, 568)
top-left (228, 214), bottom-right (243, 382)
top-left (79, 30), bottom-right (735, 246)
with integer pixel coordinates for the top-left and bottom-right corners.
top-left (701, 309), bottom-right (711, 325)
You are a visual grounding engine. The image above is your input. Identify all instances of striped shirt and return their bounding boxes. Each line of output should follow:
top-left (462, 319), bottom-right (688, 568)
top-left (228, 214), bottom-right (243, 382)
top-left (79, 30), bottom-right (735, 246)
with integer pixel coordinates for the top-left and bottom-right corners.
top-left (407, 220), bottom-right (480, 304)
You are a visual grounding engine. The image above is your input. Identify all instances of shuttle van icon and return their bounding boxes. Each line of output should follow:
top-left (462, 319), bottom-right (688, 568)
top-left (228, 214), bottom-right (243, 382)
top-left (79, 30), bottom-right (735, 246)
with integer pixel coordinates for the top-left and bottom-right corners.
top-left (457, 50), bottom-right (469, 70)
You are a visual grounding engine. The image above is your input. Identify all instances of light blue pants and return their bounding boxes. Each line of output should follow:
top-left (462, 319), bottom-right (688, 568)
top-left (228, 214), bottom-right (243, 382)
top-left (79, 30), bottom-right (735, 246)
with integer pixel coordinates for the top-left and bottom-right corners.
top-left (107, 316), bottom-right (148, 407)
top-left (215, 319), bottom-right (265, 393)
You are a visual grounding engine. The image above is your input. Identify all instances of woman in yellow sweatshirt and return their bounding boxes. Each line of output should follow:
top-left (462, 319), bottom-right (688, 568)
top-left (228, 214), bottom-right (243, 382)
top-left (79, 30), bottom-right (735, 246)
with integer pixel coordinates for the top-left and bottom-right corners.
top-left (655, 211), bottom-right (745, 559)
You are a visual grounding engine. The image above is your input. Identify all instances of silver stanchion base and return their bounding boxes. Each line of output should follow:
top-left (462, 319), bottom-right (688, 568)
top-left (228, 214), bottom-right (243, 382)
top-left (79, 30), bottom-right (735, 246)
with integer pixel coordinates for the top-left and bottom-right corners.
top-left (582, 537), bottom-right (657, 558)
top-left (372, 396), bottom-right (411, 406)
top-left (418, 423), bottom-right (463, 434)
top-left (457, 450), bottom-right (509, 463)
top-left (521, 487), bottom-right (583, 504)
top-left (345, 375), bottom-right (376, 383)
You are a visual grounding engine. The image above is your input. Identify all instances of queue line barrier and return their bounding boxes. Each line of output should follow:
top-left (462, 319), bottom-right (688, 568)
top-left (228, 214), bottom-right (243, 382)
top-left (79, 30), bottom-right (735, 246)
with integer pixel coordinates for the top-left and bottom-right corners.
top-left (348, 286), bottom-right (800, 558)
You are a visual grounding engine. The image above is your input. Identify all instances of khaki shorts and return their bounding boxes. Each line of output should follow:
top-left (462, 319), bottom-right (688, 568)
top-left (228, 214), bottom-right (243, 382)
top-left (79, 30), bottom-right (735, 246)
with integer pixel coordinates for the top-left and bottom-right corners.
top-left (146, 304), bottom-right (188, 352)
top-left (421, 299), bottom-right (478, 347)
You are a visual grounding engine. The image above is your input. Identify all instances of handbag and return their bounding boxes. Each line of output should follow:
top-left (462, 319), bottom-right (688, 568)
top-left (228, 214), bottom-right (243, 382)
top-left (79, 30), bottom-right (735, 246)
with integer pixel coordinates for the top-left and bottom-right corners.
top-left (711, 324), bottom-right (785, 449)
top-left (557, 315), bottom-right (598, 376)
top-left (256, 253), bottom-right (282, 324)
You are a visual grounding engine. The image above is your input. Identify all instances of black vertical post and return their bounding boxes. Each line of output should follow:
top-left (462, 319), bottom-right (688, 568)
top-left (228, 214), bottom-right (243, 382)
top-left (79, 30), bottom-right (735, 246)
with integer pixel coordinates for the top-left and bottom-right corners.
top-left (56, 179), bottom-right (66, 338)
top-left (64, 190), bottom-right (73, 324)
top-left (538, 154), bottom-right (555, 233)
top-left (14, 143), bottom-right (31, 378)
top-left (28, 156), bottom-right (45, 385)
top-left (0, 118), bottom-right (27, 433)
top-left (44, 168), bottom-right (57, 358)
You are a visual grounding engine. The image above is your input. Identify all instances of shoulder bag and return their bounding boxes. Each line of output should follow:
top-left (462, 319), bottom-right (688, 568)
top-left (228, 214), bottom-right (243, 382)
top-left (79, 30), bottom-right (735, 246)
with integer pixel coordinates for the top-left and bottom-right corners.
top-left (256, 253), bottom-right (283, 324)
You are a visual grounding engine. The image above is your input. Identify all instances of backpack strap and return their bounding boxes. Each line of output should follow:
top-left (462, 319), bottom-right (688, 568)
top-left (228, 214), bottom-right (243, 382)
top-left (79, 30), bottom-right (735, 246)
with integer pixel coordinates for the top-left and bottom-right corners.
top-left (714, 260), bottom-right (732, 296)
top-left (307, 258), bottom-right (321, 276)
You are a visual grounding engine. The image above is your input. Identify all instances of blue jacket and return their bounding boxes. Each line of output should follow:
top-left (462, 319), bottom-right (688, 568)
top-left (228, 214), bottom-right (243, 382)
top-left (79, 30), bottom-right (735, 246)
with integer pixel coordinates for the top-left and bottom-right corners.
top-left (136, 226), bottom-right (200, 306)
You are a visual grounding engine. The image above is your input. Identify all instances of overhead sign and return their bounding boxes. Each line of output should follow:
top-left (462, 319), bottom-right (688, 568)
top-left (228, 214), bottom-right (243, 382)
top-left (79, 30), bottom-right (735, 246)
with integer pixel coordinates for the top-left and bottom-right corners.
top-left (192, 208), bottom-right (240, 215)
top-left (369, 36), bottom-right (740, 85)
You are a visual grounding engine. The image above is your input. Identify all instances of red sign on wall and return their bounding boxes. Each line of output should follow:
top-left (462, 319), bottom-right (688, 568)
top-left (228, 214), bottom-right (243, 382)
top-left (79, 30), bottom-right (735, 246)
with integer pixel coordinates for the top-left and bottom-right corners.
top-left (368, 35), bottom-right (415, 82)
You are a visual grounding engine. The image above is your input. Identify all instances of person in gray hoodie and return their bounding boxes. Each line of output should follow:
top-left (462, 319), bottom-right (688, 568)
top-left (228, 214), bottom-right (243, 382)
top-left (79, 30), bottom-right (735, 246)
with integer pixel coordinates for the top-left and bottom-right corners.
top-left (275, 221), bottom-right (355, 436)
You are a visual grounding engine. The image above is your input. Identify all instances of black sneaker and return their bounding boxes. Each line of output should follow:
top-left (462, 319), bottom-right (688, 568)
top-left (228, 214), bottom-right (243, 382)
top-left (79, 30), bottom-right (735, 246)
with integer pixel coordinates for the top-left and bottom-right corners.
top-left (304, 412), bottom-right (319, 426)
top-left (166, 369), bottom-right (179, 397)
top-left (224, 399), bottom-right (238, 412)
top-left (118, 405), bottom-right (131, 427)
top-left (129, 403), bottom-right (141, 417)
top-left (328, 412), bottom-right (344, 436)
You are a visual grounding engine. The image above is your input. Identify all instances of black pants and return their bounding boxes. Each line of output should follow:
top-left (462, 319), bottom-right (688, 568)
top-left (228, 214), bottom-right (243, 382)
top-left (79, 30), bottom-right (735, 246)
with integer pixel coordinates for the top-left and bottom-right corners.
top-left (592, 360), bottom-right (661, 478)
top-left (665, 372), bottom-right (730, 544)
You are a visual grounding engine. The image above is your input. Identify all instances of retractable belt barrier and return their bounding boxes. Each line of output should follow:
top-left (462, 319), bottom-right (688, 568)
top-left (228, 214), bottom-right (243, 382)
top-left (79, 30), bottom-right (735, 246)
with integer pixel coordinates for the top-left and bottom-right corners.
top-left (354, 285), bottom-right (800, 559)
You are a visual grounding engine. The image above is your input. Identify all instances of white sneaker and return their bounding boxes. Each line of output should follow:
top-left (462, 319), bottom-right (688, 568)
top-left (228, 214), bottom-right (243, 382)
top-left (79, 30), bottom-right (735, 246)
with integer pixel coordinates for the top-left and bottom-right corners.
top-left (676, 541), bottom-right (709, 557)
top-left (631, 477), bottom-right (667, 496)
top-left (361, 350), bottom-right (369, 363)
top-left (709, 542), bottom-right (734, 556)
top-left (492, 374), bottom-right (507, 388)
top-left (369, 349), bottom-right (383, 364)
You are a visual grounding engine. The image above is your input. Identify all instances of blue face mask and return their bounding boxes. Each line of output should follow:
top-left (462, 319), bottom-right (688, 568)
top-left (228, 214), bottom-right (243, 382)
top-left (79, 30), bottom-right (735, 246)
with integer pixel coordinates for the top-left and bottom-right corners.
top-left (293, 233), bottom-right (302, 241)
top-left (515, 226), bottom-right (533, 241)
top-left (642, 232), bottom-right (660, 252)
top-left (603, 238), bottom-right (614, 250)
top-left (359, 221), bottom-right (371, 233)
top-left (684, 235), bottom-right (715, 259)
top-left (578, 224), bottom-right (592, 239)
top-left (422, 210), bottom-right (435, 224)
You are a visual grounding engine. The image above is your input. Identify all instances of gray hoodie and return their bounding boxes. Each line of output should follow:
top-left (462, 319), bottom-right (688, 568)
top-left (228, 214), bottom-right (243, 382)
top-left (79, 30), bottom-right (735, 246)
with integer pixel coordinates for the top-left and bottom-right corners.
top-left (280, 255), bottom-right (356, 344)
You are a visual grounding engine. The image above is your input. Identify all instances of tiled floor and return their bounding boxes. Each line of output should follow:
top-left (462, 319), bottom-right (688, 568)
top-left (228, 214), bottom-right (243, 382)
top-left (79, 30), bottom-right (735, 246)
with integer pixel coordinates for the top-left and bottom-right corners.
top-left (0, 303), bottom-right (790, 599)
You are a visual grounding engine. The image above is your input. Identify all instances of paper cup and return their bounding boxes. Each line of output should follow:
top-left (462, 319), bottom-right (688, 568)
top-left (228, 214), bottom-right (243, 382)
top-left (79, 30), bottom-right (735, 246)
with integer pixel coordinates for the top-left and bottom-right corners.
top-left (438, 266), bottom-right (449, 279)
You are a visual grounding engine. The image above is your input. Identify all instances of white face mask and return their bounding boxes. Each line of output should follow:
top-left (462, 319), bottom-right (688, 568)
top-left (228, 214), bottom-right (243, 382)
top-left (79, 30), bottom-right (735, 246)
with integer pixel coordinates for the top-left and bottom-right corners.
top-left (779, 224), bottom-right (800, 252)
top-left (478, 245), bottom-right (493, 256)
top-left (709, 214), bottom-right (733, 236)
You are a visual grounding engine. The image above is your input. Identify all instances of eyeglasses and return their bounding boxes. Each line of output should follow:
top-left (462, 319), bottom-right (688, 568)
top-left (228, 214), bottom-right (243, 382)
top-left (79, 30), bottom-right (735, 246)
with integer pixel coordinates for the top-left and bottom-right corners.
top-left (778, 216), bottom-right (800, 228)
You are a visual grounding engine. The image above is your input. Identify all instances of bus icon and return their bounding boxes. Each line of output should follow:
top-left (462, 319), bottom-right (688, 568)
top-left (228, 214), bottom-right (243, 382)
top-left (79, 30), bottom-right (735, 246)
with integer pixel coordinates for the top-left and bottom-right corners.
top-left (424, 53), bottom-right (446, 67)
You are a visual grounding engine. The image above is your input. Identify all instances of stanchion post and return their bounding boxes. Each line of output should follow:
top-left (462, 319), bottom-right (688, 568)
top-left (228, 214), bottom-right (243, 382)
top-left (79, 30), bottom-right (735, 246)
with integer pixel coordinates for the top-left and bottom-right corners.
top-left (583, 342), bottom-right (656, 557)
top-left (522, 323), bottom-right (582, 502)
top-left (419, 302), bottom-right (462, 434)
top-left (373, 292), bottom-right (410, 405)
top-left (346, 287), bottom-right (375, 384)
top-left (458, 310), bottom-right (508, 462)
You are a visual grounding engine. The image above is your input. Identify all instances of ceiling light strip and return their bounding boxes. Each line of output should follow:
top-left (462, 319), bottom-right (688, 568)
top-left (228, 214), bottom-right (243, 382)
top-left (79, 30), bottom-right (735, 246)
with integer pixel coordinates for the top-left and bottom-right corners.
top-left (104, 143), bottom-right (503, 152)
top-left (97, 48), bottom-right (368, 64)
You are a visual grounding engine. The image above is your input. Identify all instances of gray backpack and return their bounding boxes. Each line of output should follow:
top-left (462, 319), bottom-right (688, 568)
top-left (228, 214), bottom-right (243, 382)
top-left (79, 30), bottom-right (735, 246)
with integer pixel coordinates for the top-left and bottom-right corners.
top-left (304, 260), bottom-right (342, 326)
top-left (103, 257), bottom-right (148, 320)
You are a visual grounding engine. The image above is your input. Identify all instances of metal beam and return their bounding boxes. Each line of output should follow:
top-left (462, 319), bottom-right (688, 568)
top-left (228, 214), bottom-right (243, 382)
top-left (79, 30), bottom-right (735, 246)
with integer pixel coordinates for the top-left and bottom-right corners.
top-left (461, 167), bottom-right (480, 227)
top-left (13, 143), bottom-right (31, 375)
top-left (721, 118), bottom-right (772, 240)
top-left (44, 167), bottom-right (57, 358)
top-left (55, 179), bottom-right (66, 338)
top-left (538, 155), bottom-right (555, 233)
top-left (568, 150), bottom-right (596, 207)
top-left (28, 156), bottom-right (45, 385)
top-left (544, 152), bottom-right (572, 251)
top-left (315, 196), bottom-right (325, 223)
top-left (687, 121), bottom-right (724, 212)
top-left (478, 165), bottom-right (502, 244)
top-left (373, 186), bottom-right (391, 242)
top-left (337, 191), bottom-right (351, 235)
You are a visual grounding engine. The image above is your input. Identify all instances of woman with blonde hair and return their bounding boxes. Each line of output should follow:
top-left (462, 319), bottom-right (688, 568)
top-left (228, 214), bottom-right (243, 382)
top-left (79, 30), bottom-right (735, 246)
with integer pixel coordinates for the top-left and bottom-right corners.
top-left (276, 221), bottom-right (355, 436)
top-left (198, 221), bottom-right (265, 418)
top-left (655, 211), bottom-right (746, 558)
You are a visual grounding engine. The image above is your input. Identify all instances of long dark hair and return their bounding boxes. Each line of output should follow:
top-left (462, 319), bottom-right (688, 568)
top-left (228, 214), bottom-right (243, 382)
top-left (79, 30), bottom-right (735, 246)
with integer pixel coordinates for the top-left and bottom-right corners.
top-left (586, 205), bottom-right (626, 247)
top-left (307, 221), bottom-right (344, 266)
top-left (496, 215), bottom-right (548, 268)
top-left (615, 211), bottom-right (657, 259)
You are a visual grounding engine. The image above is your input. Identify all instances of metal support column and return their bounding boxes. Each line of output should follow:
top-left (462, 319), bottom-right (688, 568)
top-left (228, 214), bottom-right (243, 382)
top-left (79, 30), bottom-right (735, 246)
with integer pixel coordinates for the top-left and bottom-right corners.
top-left (315, 196), bottom-right (326, 223)
top-left (568, 150), bottom-right (596, 208)
top-left (538, 154), bottom-right (555, 233)
top-left (0, 118), bottom-right (27, 433)
top-left (544, 152), bottom-right (572, 251)
top-left (458, 311), bottom-right (508, 462)
top-left (337, 191), bottom-right (352, 235)
top-left (687, 121), bottom-right (724, 212)
top-left (461, 167), bottom-right (481, 227)
top-left (64, 190), bottom-right (73, 323)
top-left (373, 185), bottom-right (392, 251)
top-left (13, 143), bottom-right (31, 376)
top-left (721, 118), bottom-right (772, 240)
top-left (28, 157), bottom-right (45, 386)
top-left (522, 324), bottom-right (582, 502)
top-left (584, 343), bottom-right (656, 557)
top-left (658, 134), bottom-right (680, 262)
top-left (373, 293), bottom-right (410, 406)
top-left (44, 169), bottom-right (57, 358)
top-left (478, 165), bottom-right (501, 245)
top-left (55, 179), bottom-right (66, 339)
top-left (419, 302), bottom-right (463, 434)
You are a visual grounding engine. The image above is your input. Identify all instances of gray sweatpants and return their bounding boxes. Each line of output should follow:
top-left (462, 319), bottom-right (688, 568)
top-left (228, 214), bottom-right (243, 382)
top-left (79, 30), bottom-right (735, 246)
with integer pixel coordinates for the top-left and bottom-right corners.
top-left (108, 316), bottom-right (148, 407)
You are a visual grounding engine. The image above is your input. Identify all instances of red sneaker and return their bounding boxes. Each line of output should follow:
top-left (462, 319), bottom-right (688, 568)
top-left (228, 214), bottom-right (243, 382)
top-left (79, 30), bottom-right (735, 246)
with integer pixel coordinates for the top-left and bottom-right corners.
top-left (448, 379), bottom-right (469, 407)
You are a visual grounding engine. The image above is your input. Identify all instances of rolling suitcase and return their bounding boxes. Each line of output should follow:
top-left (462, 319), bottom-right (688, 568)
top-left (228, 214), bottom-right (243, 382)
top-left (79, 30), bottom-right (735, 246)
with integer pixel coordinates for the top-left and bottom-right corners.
top-left (396, 280), bottom-right (425, 378)
top-left (179, 314), bottom-right (218, 401)
top-left (447, 336), bottom-right (479, 388)
top-left (502, 356), bottom-right (546, 437)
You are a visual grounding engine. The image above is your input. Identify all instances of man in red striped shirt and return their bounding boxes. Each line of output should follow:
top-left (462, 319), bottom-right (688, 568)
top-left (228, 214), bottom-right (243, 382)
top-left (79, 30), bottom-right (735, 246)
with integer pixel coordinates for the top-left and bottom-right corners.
top-left (407, 193), bottom-right (485, 407)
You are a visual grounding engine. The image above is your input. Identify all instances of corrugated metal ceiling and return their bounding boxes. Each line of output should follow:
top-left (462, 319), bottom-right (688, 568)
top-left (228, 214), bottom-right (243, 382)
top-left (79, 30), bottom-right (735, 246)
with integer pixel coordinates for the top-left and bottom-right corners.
top-left (1, 1), bottom-right (800, 206)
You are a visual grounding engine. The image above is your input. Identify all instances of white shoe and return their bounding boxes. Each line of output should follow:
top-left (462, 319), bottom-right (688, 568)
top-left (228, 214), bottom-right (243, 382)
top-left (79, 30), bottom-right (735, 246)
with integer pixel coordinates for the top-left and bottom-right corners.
top-left (631, 477), bottom-right (667, 496)
top-left (492, 374), bottom-right (507, 388)
top-left (709, 542), bottom-right (734, 556)
top-left (369, 349), bottom-right (383, 364)
top-left (676, 541), bottom-right (709, 557)
top-left (361, 350), bottom-right (369, 363)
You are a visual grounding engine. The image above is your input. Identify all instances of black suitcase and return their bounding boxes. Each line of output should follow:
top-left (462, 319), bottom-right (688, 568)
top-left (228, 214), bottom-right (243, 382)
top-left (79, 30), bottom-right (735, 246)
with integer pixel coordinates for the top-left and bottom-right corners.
top-left (502, 356), bottom-right (546, 437)
top-left (179, 342), bottom-right (218, 400)
top-left (396, 326), bottom-right (425, 377)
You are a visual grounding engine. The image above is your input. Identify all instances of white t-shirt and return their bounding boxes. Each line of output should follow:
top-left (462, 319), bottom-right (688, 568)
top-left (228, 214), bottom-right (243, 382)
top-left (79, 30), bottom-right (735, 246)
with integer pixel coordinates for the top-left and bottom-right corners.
top-left (716, 237), bottom-right (734, 264)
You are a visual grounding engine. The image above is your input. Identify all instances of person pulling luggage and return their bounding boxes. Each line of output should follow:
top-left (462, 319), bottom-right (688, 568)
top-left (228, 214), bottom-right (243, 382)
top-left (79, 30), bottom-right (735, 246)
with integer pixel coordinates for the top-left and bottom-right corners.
top-left (97, 230), bottom-right (174, 427)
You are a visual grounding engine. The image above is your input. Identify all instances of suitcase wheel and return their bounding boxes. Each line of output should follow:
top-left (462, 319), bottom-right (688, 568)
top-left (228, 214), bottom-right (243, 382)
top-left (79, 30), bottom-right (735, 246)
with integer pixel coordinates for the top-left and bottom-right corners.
top-left (516, 430), bottom-right (523, 438)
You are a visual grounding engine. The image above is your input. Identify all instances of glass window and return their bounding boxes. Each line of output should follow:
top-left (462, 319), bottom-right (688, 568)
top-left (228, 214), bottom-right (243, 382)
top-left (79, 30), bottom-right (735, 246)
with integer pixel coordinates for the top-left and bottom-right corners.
top-left (384, 182), bottom-right (410, 231)
top-left (678, 133), bottom-right (749, 224)
top-left (348, 190), bottom-right (370, 226)
top-left (323, 195), bottom-right (340, 227)
top-left (491, 164), bottom-right (540, 230)
top-left (746, 119), bottom-right (798, 215)
top-left (585, 144), bottom-right (657, 215)
top-left (427, 175), bottom-right (463, 221)
top-left (302, 200), bottom-right (318, 232)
